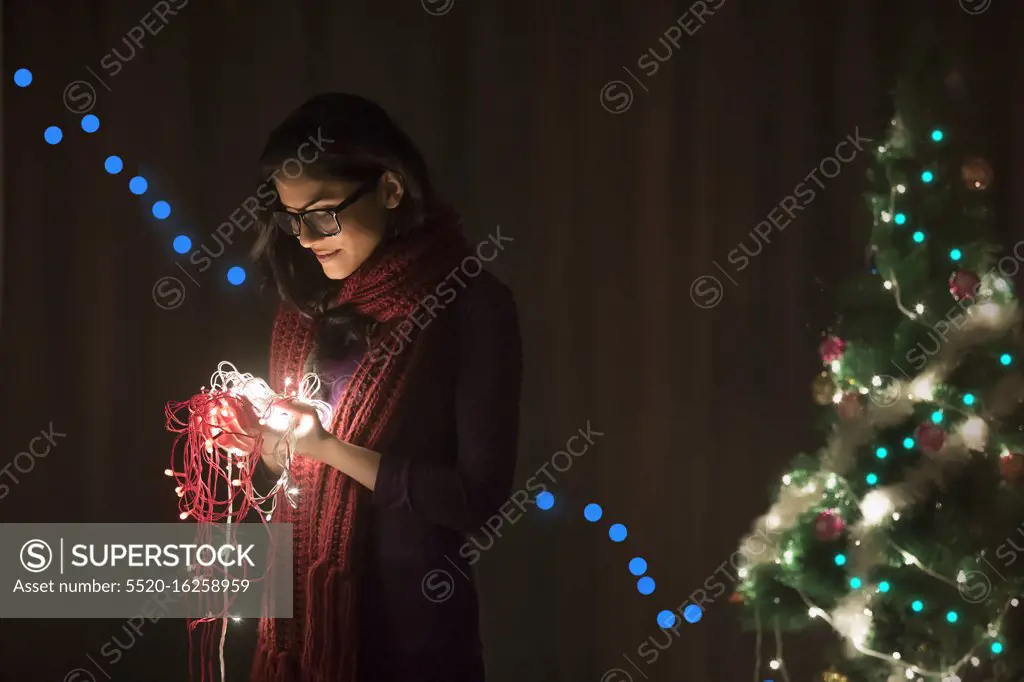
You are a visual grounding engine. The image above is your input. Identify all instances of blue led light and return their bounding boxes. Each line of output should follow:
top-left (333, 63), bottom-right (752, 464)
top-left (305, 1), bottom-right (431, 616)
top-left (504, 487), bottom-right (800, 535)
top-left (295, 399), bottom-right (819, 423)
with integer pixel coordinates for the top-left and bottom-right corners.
top-left (682, 605), bottom-right (702, 623)
top-left (152, 201), bottom-right (171, 220)
top-left (894, 212), bottom-right (907, 225)
top-left (912, 600), bottom-right (924, 612)
top-left (878, 581), bottom-right (891, 593)
top-left (849, 577), bottom-right (862, 589)
top-left (950, 248), bottom-right (962, 261)
top-left (81, 115), bottom-right (100, 133)
top-left (629, 557), bottom-right (648, 576)
top-left (44, 126), bottom-right (63, 145)
top-left (834, 554), bottom-right (847, 567)
top-left (104, 155), bottom-right (124, 174)
top-left (921, 170), bottom-right (934, 183)
top-left (931, 129), bottom-right (944, 142)
top-left (866, 473), bottom-right (878, 485)
top-left (173, 236), bottom-right (192, 254)
top-left (875, 447), bottom-right (888, 460)
top-left (13, 68), bottom-right (32, 87)
top-left (657, 610), bottom-right (676, 629)
top-left (903, 437), bottom-right (915, 449)
top-left (637, 577), bottom-right (655, 595)
top-left (946, 610), bottom-right (958, 623)
top-left (963, 393), bottom-right (976, 406)
top-left (226, 266), bottom-right (246, 286)
top-left (584, 503), bottom-right (603, 522)
top-left (912, 231), bottom-right (925, 243)
top-left (129, 176), bottom-right (148, 195)
top-left (1000, 353), bottom-right (1013, 366)
top-left (931, 410), bottom-right (944, 424)
top-left (536, 491), bottom-right (554, 510)
top-left (609, 523), bottom-right (627, 542)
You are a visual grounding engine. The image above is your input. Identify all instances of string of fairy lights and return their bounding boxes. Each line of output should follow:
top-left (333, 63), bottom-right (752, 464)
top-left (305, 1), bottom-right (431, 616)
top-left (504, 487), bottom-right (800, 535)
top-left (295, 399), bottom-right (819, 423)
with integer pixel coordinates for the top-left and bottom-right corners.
top-left (736, 112), bottom-right (1022, 682)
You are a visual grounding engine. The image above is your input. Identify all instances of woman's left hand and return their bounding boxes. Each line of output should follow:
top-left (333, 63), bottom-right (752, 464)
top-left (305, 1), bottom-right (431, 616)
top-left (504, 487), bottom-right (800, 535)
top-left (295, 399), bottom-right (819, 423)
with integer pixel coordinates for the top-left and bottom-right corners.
top-left (208, 397), bottom-right (331, 466)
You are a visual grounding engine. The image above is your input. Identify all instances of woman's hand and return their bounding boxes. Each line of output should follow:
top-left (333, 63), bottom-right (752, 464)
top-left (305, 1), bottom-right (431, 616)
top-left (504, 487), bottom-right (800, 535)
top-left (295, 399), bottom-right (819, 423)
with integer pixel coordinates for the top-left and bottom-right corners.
top-left (207, 397), bottom-right (331, 471)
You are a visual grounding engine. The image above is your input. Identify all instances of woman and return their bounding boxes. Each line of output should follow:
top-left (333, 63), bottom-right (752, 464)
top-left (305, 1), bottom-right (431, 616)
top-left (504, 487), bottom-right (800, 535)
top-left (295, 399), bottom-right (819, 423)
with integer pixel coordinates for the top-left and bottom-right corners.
top-left (217, 93), bottom-right (522, 682)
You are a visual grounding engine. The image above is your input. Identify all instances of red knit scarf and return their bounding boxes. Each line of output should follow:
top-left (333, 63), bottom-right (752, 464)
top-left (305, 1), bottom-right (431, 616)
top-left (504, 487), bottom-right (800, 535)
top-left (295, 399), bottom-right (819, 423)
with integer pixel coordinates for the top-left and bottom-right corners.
top-left (251, 206), bottom-right (471, 682)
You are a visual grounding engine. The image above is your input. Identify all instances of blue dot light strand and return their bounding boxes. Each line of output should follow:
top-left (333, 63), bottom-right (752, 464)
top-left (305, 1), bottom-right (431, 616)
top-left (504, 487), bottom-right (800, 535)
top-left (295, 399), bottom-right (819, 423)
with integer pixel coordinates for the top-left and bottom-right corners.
top-left (875, 447), bottom-right (888, 460)
top-left (226, 266), bottom-right (246, 286)
top-left (866, 473), bottom-right (878, 485)
top-left (173, 236), bottom-right (192, 254)
top-left (931, 410), bottom-right (944, 424)
top-left (931, 129), bottom-right (944, 142)
top-left (946, 610), bottom-right (959, 623)
top-left (14, 68), bottom-right (33, 87)
top-left (583, 503), bottom-right (603, 522)
top-left (992, 641), bottom-right (1004, 655)
top-left (912, 230), bottom-right (925, 243)
top-left (81, 115), bottom-right (100, 133)
top-left (629, 557), bottom-right (648, 576)
top-left (950, 248), bottom-right (962, 261)
top-left (834, 553), bottom-right (847, 567)
top-left (129, 176), bottom-right (148, 195)
top-left (849, 577), bottom-right (862, 589)
top-left (657, 610), bottom-right (676, 629)
top-left (903, 437), bottom-right (915, 449)
top-left (682, 605), bottom-right (702, 623)
top-left (536, 491), bottom-right (554, 510)
top-left (921, 170), bottom-right (934, 183)
top-left (12, 79), bottom-right (251, 289)
top-left (963, 393), bottom-right (976, 406)
top-left (894, 212), bottom-right (907, 225)
top-left (1000, 353), bottom-right (1013, 366)
top-left (104, 155), bottom-right (124, 174)
top-left (911, 600), bottom-right (924, 612)
top-left (878, 581), bottom-right (891, 593)
top-left (609, 523), bottom-right (628, 543)
top-left (44, 126), bottom-right (63, 145)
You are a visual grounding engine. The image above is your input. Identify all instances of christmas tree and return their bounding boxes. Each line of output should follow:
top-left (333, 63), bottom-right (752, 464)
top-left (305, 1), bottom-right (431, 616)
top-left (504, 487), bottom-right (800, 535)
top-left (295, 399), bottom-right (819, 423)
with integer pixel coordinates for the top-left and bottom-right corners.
top-left (733, 31), bottom-right (1024, 682)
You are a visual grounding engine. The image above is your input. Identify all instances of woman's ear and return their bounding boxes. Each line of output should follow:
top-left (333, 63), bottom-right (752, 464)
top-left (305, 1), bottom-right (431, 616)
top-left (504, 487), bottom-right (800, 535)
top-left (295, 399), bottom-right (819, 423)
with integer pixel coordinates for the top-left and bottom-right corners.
top-left (378, 170), bottom-right (405, 209)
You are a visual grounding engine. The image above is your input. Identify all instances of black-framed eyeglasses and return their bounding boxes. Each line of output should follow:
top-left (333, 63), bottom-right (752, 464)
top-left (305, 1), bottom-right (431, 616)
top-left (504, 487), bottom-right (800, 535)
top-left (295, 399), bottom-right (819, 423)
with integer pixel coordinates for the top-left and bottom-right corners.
top-left (271, 180), bottom-right (379, 237)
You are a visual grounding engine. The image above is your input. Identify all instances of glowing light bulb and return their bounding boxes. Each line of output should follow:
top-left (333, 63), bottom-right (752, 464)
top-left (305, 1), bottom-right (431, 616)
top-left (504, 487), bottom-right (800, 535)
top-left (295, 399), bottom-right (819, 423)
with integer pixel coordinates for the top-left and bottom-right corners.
top-left (861, 490), bottom-right (893, 525)
top-left (782, 474), bottom-right (792, 485)
top-left (915, 302), bottom-right (925, 314)
top-left (164, 469), bottom-right (174, 476)
top-left (896, 184), bottom-right (906, 193)
top-left (767, 515), bottom-right (780, 529)
top-left (893, 651), bottom-right (902, 660)
top-left (881, 211), bottom-right (892, 222)
top-left (232, 617), bottom-right (243, 623)
top-left (883, 280), bottom-right (893, 290)
top-left (769, 660), bottom-right (781, 670)
top-left (871, 375), bottom-right (882, 386)
top-left (231, 479), bottom-right (241, 487)
top-left (180, 511), bottom-right (190, 520)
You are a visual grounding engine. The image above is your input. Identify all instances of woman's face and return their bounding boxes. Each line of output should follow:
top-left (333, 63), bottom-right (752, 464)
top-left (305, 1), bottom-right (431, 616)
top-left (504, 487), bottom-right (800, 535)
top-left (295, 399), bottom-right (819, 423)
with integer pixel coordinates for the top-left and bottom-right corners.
top-left (275, 171), bottom-right (404, 280)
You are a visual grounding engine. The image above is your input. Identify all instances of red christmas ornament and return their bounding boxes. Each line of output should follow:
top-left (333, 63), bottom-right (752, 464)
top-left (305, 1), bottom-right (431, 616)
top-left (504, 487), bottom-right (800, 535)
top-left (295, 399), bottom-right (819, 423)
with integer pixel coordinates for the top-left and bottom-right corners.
top-left (814, 509), bottom-right (846, 541)
top-left (837, 393), bottom-right (862, 420)
top-left (819, 335), bottom-right (846, 364)
top-left (915, 422), bottom-right (946, 454)
top-left (949, 270), bottom-right (981, 301)
top-left (1000, 452), bottom-right (1024, 484)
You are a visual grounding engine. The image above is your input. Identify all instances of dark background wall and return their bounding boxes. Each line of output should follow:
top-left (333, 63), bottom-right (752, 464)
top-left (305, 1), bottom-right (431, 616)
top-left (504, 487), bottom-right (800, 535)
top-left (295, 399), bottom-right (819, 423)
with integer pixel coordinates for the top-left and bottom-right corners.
top-left (1, 1), bottom-right (1021, 681)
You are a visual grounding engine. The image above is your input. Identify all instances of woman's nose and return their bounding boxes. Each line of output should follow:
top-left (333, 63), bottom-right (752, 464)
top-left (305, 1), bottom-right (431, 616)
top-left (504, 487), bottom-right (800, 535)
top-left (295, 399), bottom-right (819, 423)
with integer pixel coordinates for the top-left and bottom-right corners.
top-left (295, 219), bottom-right (323, 248)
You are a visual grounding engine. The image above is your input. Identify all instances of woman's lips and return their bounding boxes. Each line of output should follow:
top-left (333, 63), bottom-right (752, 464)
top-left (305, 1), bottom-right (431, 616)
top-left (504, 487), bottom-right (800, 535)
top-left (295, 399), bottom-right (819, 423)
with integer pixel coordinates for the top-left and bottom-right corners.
top-left (314, 250), bottom-right (340, 262)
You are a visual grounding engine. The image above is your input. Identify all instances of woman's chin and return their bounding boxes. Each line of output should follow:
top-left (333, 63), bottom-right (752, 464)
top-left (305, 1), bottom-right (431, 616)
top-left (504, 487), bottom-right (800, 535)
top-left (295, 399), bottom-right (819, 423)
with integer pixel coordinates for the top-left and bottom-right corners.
top-left (320, 262), bottom-right (352, 280)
